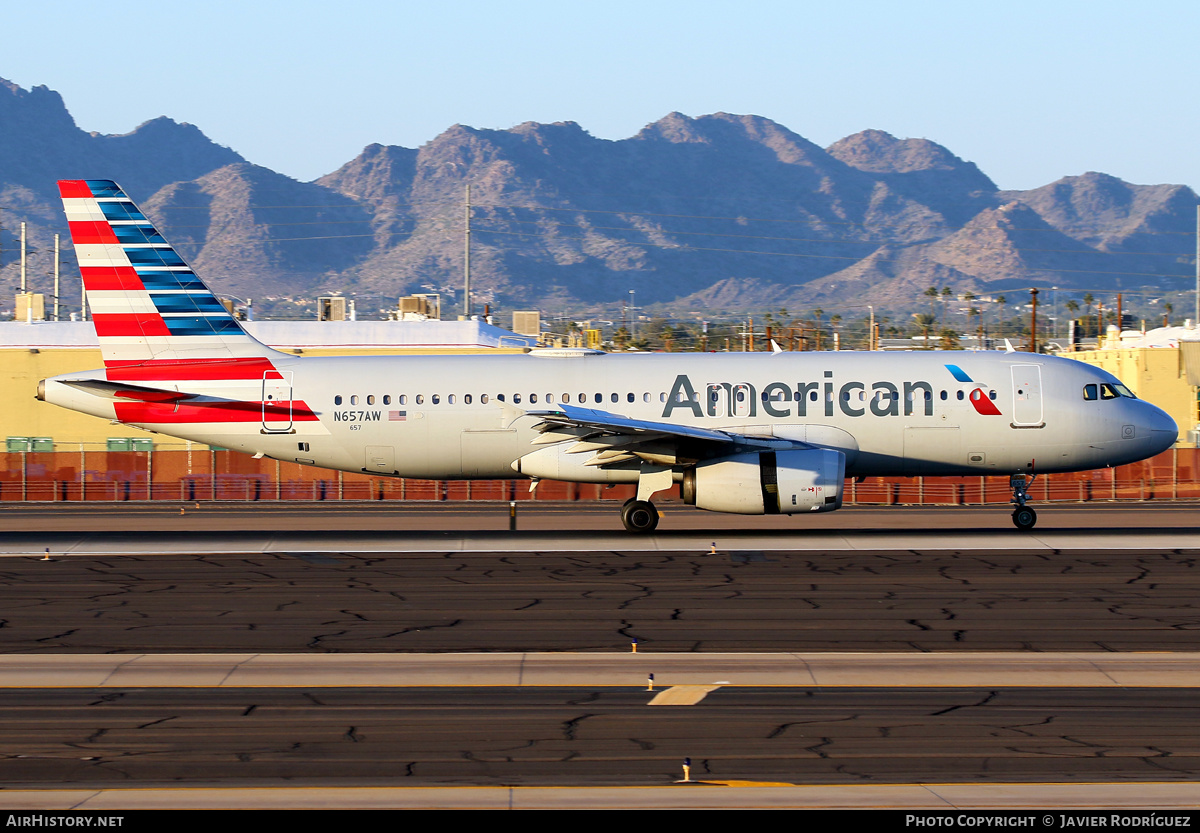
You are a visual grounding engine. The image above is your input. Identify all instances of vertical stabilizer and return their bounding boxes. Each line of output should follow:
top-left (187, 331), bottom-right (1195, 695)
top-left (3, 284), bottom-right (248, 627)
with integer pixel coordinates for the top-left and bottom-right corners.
top-left (58, 179), bottom-right (283, 376)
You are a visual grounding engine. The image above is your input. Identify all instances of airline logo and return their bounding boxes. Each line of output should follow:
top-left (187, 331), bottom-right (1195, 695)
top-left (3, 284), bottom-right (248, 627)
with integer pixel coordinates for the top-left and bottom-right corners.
top-left (59, 180), bottom-right (242, 342)
top-left (58, 179), bottom-right (321, 428)
top-left (944, 364), bottom-right (1003, 416)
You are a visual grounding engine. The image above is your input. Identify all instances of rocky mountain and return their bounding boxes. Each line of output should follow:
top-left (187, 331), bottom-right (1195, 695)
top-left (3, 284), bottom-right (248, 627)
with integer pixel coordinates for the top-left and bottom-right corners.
top-left (1, 76), bottom-right (1196, 319)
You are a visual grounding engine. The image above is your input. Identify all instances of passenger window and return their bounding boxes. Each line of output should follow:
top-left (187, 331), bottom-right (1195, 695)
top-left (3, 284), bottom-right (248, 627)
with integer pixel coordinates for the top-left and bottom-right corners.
top-left (415, 395), bottom-right (424, 405)
top-left (810, 391), bottom-right (818, 401)
top-left (610, 393), bottom-right (619, 403)
top-left (367, 395), bottom-right (375, 405)
top-left (643, 393), bottom-right (650, 403)
top-left (432, 394), bottom-right (440, 404)
top-left (497, 394), bottom-right (505, 402)
top-left (464, 394), bottom-right (472, 404)
top-left (350, 395), bottom-right (359, 405)
top-left (627, 393), bottom-right (635, 403)
top-left (529, 394), bottom-right (537, 403)
top-left (383, 395), bottom-right (391, 405)
top-left (481, 394), bottom-right (489, 404)
top-left (596, 393), bottom-right (604, 404)
top-left (448, 394), bottom-right (456, 404)
top-left (957, 390), bottom-right (964, 401)
top-left (940, 391), bottom-right (947, 400)
top-left (399, 395), bottom-right (407, 405)
top-left (562, 394), bottom-right (570, 403)
top-left (547, 394), bottom-right (555, 403)
top-left (334, 395), bottom-right (343, 405)
top-left (514, 394), bottom-right (522, 404)
top-left (989, 391), bottom-right (996, 400)
top-left (1084, 384), bottom-right (1098, 401)
top-left (660, 393), bottom-right (666, 403)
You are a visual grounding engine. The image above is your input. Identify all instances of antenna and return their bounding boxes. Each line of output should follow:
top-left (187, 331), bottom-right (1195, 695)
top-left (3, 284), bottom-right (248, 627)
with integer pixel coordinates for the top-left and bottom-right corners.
top-left (464, 183), bottom-right (472, 318)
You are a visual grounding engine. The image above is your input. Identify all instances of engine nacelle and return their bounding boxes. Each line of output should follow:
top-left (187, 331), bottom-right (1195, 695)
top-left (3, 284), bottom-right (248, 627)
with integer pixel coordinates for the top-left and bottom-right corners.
top-left (681, 448), bottom-right (845, 515)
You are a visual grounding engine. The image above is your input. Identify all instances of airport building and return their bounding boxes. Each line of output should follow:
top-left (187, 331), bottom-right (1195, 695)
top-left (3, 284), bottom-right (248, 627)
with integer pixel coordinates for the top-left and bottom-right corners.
top-left (1, 317), bottom-right (1197, 507)
top-left (1066, 326), bottom-right (1200, 447)
top-left (3, 319), bottom-right (535, 450)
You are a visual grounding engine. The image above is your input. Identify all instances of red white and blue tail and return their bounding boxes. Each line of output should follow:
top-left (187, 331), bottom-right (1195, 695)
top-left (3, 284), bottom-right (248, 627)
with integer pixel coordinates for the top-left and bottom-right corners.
top-left (58, 179), bottom-right (285, 376)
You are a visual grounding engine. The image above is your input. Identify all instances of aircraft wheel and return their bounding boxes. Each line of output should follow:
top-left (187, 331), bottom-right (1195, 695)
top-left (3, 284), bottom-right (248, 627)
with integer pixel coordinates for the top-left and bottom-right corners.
top-left (1011, 506), bottom-right (1037, 530)
top-left (621, 500), bottom-right (659, 534)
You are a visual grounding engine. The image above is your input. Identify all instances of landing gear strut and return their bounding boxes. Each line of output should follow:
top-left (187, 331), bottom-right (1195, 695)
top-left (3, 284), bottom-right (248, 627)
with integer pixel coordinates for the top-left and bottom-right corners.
top-left (1010, 474), bottom-right (1037, 530)
top-left (621, 499), bottom-right (659, 534)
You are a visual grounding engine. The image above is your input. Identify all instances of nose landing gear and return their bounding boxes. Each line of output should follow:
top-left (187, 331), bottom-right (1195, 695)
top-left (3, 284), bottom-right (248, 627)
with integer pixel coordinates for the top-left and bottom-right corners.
top-left (1010, 474), bottom-right (1037, 530)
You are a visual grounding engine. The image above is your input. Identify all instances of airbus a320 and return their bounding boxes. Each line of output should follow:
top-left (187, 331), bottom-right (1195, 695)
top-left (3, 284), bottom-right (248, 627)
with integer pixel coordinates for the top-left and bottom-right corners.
top-left (37, 179), bottom-right (1178, 532)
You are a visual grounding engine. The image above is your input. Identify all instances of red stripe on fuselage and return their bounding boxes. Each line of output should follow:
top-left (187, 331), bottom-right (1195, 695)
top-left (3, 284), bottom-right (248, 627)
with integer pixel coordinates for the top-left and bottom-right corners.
top-left (68, 221), bottom-right (118, 244)
top-left (113, 400), bottom-right (319, 424)
top-left (92, 313), bottom-right (172, 338)
top-left (105, 358), bottom-right (283, 381)
top-left (58, 180), bottom-right (92, 198)
top-left (80, 266), bottom-right (145, 291)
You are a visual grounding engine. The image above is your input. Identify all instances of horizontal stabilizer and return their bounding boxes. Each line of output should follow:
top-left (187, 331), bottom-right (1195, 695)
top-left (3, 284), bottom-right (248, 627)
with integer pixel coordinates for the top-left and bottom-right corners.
top-left (59, 379), bottom-right (204, 404)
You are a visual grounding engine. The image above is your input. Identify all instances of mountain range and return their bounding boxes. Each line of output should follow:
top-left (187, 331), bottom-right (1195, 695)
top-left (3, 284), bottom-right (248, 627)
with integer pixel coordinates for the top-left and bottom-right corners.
top-left (1, 77), bottom-right (1195, 319)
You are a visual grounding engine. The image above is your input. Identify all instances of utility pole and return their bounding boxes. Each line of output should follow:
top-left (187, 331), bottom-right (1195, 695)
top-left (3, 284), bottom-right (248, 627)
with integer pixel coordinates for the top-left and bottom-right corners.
top-left (1029, 287), bottom-right (1039, 353)
top-left (1195, 205), bottom-right (1199, 328)
top-left (53, 234), bottom-right (60, 322)
top-left (20, 221), bottom-right (27, 292)
top-left (463, 184), bottom-right (472, 319)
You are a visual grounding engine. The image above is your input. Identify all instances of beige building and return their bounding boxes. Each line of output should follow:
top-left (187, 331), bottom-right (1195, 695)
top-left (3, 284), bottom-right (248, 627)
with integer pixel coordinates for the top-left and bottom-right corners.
top-left (2, 320), bottom-right (533, 450)
top-left (1067, 328), bottom-right (1200, 446)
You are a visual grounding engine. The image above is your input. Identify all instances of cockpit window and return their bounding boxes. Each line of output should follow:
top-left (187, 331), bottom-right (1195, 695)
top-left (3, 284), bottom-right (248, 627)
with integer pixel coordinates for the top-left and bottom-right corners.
top-left (1083, 384), bottom-right (1098, 401)
top-left (1100, 383), bottom-right (1119, 400)
top-left (1112, 383), bottom-right (1136, 399)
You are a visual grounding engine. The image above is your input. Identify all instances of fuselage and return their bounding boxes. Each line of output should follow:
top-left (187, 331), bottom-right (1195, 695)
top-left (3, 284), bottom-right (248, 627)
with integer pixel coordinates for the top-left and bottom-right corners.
top-left (41, 348), bottom-right (1178, 481)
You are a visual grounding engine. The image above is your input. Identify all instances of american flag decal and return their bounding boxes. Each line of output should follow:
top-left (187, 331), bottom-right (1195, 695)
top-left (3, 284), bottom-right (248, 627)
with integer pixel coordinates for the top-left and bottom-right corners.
top-left (389, 411), bottom-right (407, 421)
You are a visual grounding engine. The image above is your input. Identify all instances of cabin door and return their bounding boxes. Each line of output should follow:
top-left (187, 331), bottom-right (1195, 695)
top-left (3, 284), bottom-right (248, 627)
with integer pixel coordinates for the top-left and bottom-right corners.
top-left (1010, 365), bottom-right (1044, 427)
top-left (262, 371), bottom-right (294, 433)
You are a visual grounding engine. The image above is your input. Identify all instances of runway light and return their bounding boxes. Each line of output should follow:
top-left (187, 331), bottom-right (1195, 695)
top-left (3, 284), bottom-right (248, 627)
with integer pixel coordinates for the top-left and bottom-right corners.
top-left (647, 672), bottom-right (654, 691)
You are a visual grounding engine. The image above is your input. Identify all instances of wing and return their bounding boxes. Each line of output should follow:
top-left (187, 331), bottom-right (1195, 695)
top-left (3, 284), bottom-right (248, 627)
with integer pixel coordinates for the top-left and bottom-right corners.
top-left (521, 403), bottom-right (802, 468)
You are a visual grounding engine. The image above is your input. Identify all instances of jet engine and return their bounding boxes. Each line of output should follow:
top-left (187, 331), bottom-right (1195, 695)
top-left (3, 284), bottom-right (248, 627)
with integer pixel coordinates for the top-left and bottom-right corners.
top-left (681, 448), bottom-right (845, 515)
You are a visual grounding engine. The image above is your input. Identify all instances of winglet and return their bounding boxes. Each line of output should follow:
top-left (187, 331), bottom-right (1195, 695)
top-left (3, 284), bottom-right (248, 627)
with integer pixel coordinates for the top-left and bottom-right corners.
top-left (770, 340), bottom-right (783, 354)
top-left (1004, 339), bottom-right (1016, 353)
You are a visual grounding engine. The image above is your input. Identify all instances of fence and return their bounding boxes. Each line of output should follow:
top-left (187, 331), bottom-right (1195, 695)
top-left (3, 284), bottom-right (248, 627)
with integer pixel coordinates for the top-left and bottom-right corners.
top-left (0, 444), bottom-right (1195, 505)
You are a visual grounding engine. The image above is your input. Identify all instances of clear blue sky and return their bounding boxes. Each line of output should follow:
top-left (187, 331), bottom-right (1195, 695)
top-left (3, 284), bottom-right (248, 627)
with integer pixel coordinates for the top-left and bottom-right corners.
top-left (6, 1), bottom-right (1198, 191)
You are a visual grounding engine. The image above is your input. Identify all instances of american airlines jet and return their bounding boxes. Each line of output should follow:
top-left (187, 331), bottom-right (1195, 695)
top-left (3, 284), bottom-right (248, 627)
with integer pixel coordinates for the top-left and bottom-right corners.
top-left (37, 179), bottom-right (1178, 532)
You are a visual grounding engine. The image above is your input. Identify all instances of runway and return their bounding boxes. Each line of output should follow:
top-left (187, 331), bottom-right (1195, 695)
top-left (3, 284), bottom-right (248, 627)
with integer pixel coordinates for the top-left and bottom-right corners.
top-left (3, 502), bottom-right (1200, 808)
top-left (2, 545), bottom-right (1200, 652)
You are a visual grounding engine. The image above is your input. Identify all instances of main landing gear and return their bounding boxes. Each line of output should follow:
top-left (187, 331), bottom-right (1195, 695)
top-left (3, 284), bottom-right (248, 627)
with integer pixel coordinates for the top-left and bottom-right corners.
top-left (621, 498), bottom-right (659, 534)
top-left (1010, 474), bottom-right (1037, 530)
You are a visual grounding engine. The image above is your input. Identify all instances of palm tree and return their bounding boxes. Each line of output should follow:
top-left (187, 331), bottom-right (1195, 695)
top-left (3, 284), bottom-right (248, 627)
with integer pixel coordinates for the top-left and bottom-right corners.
top-left (924, 287), bottom-right (939, 322)
top-left (913, 313), bottom-right (937, 348)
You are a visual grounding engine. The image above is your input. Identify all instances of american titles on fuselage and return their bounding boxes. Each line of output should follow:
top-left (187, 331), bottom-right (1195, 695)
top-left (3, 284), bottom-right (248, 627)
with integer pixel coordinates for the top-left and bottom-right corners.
top-left (661, 373), bottom-right (999, 420)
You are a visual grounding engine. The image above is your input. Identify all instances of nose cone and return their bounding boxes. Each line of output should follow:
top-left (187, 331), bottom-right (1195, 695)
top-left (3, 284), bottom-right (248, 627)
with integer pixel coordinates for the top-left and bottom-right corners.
top-left (1142, 401), bottom-right (1178, 455)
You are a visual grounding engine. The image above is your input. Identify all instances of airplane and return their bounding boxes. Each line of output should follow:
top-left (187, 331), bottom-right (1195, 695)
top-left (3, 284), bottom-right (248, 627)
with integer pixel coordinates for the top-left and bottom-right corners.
top-left (37, 179), bottom-right (1178, 533)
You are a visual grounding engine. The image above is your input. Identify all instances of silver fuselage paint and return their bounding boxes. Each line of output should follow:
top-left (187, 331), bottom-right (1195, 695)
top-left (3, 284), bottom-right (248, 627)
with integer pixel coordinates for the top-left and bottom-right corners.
top-left (42, 349), bottom-right (1178, 480)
